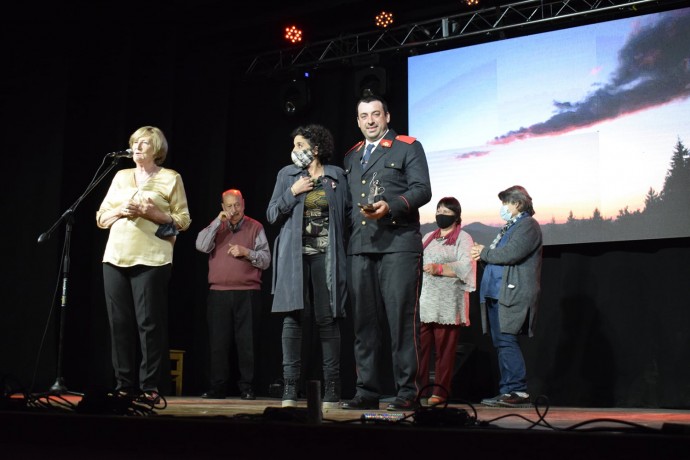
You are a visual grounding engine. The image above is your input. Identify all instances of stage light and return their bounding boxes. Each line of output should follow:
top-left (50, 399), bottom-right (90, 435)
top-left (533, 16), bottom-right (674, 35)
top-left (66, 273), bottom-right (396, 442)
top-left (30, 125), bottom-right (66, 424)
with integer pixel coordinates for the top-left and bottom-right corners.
top-left (284, 25), bottom-right (303, 44)
top-left (375, 11), bottom-right (394, 29)
top-left (280, 79), bottom-right (310, 116)
top-left (355, 66), bottom-right (388, 98)
top-left (465, 0), bottom-right (480, 6)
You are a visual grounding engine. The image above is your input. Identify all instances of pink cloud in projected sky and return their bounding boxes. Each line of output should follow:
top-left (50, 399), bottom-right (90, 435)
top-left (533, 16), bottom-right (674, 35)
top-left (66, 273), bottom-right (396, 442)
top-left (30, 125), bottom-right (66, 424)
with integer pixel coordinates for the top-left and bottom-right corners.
top-left (455, 150), bottom-right (490, 160)
top-left (490, 9), bottom-right (690, 146)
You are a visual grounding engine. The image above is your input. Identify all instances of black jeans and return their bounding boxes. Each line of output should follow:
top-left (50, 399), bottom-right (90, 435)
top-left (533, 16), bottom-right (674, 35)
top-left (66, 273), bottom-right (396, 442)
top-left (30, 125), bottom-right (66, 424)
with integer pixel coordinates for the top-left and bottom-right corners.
top-left (282, 253), bottom-right (341, 381)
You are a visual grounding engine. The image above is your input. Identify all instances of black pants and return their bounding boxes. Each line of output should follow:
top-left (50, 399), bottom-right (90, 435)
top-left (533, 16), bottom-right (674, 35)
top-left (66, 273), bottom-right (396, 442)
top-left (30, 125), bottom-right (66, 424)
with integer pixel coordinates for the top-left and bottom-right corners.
top-left (206, 289), bottom-right (260, 393)
top-left (103, 263), bottom-right (171, 392)
top-left (282, 253), bottom-right (341, 381)
top-left (349, 252), bottom-right (422, 401)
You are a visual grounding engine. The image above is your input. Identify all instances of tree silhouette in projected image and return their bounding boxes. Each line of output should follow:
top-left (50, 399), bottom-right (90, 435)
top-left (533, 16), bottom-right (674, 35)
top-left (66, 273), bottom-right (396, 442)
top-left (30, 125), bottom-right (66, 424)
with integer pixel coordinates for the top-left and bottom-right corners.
top-left (546, 138), bottom-right (690, 244)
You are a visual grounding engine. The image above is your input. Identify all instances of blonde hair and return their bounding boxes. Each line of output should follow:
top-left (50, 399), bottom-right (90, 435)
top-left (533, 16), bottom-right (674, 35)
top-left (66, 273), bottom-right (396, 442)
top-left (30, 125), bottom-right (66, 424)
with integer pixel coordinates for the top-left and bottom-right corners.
top-left (129, 126), bottom-right (169, 165)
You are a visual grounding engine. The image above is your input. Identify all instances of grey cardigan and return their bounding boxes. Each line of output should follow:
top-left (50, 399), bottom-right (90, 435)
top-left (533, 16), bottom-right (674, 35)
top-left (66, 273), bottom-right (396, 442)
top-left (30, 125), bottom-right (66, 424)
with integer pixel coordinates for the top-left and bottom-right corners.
top-left (266, 164), bottom-right (350, 316)
top-left (479, 216), bottom-right (543, 337)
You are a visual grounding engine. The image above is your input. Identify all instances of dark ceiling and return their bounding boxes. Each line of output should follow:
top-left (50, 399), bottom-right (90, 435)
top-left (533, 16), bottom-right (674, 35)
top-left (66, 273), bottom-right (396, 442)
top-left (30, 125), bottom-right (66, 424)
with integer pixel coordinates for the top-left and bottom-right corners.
top-left (223, 0), bottom-right (504, 49)
top-left (17, 0), bottom-right (505, 55)
top-left (16, 0), bottom-right (682, 68)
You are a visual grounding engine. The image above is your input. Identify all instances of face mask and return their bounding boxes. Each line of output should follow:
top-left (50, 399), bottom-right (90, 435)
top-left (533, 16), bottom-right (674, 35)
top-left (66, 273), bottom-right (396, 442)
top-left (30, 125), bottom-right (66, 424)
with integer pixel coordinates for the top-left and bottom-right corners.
top-left (435, 214), bottom-right (456, 229)
top-left (500, 204), bottom-right (513, 221)
top-left (291, 149), bottom-right (314, 169)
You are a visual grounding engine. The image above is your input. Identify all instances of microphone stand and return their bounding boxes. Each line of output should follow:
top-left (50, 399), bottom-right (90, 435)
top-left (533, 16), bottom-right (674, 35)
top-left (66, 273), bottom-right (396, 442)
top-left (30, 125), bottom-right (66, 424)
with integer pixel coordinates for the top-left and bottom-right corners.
top-left (37, 156), bottom-right (124, 396)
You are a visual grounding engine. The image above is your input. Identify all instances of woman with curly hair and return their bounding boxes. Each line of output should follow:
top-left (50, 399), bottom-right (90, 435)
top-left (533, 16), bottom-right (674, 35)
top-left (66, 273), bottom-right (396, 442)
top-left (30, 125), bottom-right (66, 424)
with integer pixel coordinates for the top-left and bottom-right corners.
top-left (267, 124), bottom-right (350, 409)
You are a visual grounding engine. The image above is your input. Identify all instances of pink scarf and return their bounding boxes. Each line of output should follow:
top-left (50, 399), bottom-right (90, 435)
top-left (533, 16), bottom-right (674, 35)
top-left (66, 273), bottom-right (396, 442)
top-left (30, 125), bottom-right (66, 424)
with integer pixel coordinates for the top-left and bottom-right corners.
top-left (423, 224), bottom-right (461, 249)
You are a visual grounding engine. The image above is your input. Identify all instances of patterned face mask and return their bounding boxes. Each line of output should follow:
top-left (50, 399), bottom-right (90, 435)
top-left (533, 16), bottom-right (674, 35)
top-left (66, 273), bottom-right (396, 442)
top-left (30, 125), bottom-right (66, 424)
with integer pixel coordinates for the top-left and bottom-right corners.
top-left (291, 149), bottom-right (314, 169)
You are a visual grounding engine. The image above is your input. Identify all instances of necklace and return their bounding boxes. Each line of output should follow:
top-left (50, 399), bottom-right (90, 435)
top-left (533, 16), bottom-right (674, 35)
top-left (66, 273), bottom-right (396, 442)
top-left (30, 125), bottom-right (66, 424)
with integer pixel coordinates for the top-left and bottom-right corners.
top-left (308, 163), bottom-right (324, 178)
top-left (436, 224), bottom-right (456, 241)
top-left (134, 168), bottom-right (159, 186)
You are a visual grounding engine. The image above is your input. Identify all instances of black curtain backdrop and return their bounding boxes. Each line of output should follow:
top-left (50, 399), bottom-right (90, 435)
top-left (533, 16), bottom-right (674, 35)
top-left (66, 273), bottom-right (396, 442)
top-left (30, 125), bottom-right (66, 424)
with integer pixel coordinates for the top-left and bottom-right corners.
top-left (2, 6), bottom-right (689, 409)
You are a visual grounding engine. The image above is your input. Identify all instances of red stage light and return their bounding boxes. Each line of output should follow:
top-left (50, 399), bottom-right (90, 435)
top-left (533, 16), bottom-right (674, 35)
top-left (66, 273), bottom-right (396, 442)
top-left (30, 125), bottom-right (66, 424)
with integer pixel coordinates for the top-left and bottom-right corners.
top-left (375, 11), bottom-right (394, 29)
top-left (284, 25), bottom-right (303, 44)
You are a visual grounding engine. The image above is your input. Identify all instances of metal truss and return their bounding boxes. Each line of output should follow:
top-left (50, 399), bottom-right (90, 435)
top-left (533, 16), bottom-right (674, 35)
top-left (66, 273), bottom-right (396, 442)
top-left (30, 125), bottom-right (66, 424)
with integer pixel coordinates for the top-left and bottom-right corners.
top-left (244, 0), bottom-right (678, 76)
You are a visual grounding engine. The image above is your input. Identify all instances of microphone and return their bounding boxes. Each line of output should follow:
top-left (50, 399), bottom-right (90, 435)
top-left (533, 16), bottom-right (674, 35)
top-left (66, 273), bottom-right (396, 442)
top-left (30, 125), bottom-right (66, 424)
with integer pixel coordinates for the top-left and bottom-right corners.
top-left (107, 149), bottom-right (134, 158)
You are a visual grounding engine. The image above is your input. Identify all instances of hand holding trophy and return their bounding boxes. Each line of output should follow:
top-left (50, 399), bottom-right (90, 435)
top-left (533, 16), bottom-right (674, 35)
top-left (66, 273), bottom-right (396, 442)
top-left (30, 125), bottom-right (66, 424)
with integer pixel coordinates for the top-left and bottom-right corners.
top-left (358, 172), bottom-right (384, 213)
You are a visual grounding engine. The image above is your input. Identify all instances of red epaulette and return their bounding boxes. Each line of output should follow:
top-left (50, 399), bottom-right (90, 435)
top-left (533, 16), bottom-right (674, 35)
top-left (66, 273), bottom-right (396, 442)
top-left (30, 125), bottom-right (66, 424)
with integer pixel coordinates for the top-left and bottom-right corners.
top-left (395, 135), bottom-right (416, 144)
top-left (344, 140), bottom-right (364, 156)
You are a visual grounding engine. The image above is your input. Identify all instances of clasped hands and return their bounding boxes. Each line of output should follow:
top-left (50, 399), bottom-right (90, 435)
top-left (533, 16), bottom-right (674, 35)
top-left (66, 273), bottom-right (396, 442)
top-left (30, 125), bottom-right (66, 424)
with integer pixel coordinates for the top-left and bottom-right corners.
top-left (470, 242), bottom-right (484, 261)
top-left (121, 198), bottom-right (156, 219)
top-left (423, 263), bottom-right (443, 276)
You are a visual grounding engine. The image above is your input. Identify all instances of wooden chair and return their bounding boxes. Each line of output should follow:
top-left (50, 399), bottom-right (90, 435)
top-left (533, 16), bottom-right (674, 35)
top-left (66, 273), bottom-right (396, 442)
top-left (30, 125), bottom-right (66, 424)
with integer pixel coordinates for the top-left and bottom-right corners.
top-left (169, 349), bottom-right (185, 396)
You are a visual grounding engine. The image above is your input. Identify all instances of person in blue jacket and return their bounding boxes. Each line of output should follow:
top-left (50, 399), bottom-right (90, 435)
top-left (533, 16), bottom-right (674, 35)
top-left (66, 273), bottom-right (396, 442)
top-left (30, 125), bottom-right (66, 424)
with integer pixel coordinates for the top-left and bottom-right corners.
top-left (471, 185), bottom-right (543, 408)
top-left (267, 124), bottom-right (350, 409)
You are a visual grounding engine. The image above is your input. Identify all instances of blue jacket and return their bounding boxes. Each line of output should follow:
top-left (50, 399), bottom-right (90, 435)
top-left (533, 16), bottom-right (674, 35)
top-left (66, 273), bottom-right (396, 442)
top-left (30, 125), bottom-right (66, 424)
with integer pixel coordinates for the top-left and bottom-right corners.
top-left (266, 163), bottom-right (350, 316)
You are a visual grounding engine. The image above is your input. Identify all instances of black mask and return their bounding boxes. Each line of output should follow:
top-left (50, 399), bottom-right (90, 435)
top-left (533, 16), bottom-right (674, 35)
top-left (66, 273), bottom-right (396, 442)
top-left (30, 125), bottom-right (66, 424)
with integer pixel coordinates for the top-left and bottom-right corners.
top-left (435, 214), bottom-right (456, 229)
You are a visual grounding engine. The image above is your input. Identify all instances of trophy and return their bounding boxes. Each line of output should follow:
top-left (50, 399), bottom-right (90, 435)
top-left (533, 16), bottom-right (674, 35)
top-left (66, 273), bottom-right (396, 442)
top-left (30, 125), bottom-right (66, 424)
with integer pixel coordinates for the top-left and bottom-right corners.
top-left (359, 172), bottom-right (384, 212)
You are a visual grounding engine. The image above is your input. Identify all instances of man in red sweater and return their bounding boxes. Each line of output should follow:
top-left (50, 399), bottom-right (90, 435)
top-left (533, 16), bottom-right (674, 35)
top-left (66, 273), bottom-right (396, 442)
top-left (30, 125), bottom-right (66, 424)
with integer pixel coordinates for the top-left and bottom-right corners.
top-left (196, 189), bottom-right (271, 399)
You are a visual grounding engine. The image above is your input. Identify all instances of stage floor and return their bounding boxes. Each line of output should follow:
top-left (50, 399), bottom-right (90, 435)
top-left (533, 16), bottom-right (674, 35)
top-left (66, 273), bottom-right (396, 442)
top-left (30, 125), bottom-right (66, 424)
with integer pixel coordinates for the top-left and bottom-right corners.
top-left (2, 394), bottom-right (690, 459)
top-left (155, 395), bottom-right (690, 430)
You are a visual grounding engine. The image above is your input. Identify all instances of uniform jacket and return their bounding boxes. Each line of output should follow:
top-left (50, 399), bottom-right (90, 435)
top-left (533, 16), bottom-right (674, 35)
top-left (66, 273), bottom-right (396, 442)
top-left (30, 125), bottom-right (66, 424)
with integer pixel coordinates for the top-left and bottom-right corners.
top-left (479, 216), bottom-right (543, 336)
top-left (343, 129), bottom-right (432, 254)
top-left (266, 163), bottom-right (350, 316)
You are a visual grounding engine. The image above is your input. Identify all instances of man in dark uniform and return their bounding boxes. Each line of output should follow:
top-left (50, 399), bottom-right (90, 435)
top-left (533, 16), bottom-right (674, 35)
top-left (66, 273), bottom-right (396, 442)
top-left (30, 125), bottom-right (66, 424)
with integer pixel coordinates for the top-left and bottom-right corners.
top-left (341, 94), bottom-right (432, 411)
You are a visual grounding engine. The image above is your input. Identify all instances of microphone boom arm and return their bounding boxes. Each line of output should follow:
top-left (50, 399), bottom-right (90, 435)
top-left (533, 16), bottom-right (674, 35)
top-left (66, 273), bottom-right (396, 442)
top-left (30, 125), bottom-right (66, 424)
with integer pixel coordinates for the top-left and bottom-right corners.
top-left (38, 156), bottom-right (123, 243)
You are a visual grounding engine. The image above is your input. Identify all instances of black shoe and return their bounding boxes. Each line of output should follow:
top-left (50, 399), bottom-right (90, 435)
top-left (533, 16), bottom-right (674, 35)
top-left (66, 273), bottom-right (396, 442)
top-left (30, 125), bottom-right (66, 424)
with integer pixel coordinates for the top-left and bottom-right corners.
top-left (138, 390), bottom-right (166, 409)
top-left (282, 378), bottom-right (299, 407)
top-left (201, 389), bottom-right (226, 399)
top-left (480, 393), bottom-right (509, 407)
top-left (342, 395), bottom-right (379, 410)
top-left (240, 389), bottom-right (256, 400)
top-left (115, 387), bottom-right (136, 398)
top-left (496, 392), bottom-right (532, 408)
top-left (141, 390), bottom-right (161, 405)
top-left (322, 379), bottom-right (341, 409)
top-left (386, 397), bottom-right (420, 411)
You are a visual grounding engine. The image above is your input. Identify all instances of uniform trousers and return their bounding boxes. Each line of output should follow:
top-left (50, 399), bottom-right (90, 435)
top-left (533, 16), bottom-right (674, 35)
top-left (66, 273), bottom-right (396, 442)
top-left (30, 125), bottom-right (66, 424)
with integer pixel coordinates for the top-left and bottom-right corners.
top-left (349, 251), bottom-right (422, 401)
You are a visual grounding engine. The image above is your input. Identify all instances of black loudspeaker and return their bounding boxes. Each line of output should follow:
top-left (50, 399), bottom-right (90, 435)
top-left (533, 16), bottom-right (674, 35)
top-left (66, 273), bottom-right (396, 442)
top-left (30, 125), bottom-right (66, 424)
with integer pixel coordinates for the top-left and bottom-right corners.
top-left (450, 342), bottom-right (477, 400)
top-left (354, 66), bottom-right (388, 98)
top-left (279, 79), bottom-right (310, 116)
top-left (268, 380), bottom-right (283, 399)
top-left (454, 342), bottom-right (476, 375)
